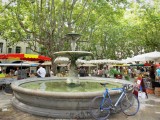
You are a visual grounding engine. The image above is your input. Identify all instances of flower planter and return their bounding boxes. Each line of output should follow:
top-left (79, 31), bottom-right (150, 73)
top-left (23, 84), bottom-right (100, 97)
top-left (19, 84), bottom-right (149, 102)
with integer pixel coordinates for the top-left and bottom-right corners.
top-left (116, 74), bottom-right (123, 79)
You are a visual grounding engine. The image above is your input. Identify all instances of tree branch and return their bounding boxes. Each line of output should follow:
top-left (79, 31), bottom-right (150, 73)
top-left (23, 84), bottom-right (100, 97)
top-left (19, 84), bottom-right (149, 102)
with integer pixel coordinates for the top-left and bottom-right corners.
top-left (71, 0), bottom-right (88, 24)
top-left (0, 0), bottom-right (15, 13)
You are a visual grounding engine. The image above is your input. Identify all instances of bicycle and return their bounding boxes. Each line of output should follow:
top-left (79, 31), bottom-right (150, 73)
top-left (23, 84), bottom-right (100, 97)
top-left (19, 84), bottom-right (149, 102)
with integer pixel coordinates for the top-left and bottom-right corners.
top-left (89, 83), bottom-right (140, 120)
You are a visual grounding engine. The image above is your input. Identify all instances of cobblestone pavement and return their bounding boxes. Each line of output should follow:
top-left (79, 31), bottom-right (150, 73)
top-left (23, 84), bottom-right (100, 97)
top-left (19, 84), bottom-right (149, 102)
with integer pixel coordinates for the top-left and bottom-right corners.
top-left (0, 91), bottom-right (160, 120)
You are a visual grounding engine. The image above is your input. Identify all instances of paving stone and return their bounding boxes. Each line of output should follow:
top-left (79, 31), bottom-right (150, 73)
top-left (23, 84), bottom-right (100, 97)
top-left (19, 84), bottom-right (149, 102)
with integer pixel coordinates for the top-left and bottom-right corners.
top-left (0, 91), bottom-right (160, 120)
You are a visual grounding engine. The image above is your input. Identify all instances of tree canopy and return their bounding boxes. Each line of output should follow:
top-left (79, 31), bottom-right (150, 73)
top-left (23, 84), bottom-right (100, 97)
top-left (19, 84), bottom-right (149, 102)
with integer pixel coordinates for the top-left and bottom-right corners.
top-left (0, 0), bottom-right (160, 61)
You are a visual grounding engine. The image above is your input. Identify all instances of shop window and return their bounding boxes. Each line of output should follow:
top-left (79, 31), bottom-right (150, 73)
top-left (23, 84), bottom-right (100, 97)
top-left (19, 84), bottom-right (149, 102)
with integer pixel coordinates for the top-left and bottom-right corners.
top-left (0, 42), bottom-right (3, 53)
top-left (26, 34), bottom-right (31, 40)
top-left (8, 48), bottom-right (12, 53)
top-left (16, 46), bottom-right (21, 53)
top-left (26, 47), bottom-right (31, 54)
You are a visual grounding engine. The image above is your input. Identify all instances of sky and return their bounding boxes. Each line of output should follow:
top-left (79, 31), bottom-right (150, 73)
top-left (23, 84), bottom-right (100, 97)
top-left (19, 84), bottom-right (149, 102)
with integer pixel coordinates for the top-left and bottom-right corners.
top-left (2, 0), bottom-right (9, 5)
top-left (2, 0), bottom-right (8, 3)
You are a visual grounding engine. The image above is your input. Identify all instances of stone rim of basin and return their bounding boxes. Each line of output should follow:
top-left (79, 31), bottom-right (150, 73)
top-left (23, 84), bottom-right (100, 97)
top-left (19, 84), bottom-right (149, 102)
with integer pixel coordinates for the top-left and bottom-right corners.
top-left (11, 77), bottom-right (133, 98)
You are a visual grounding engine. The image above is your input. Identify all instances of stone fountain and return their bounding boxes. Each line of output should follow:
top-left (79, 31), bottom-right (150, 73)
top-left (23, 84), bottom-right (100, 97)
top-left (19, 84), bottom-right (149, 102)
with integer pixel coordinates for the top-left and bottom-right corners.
top-left (11, 33), bottom-right (133, 119)
top-left (54, 33), bottom-right (93, 84)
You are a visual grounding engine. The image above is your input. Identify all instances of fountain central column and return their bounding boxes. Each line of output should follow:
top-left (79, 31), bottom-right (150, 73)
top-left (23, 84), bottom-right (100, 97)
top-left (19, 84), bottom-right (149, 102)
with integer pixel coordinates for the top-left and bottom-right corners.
top-left (66, 33), bottom-right (81, 51)
top-left (54, 33), bottom-right (93, 84)
top-left (67, 57), bottom-right (79, 84)
top-left (65, 33), bottom-right (81, 84)
top-left (71, 40), bottom-right (76, 51)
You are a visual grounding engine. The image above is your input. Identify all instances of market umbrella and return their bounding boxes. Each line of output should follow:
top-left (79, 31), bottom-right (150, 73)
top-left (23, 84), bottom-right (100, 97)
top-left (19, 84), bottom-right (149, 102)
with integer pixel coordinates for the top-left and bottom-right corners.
top-left (155, 64), bottom-right (160, 68)
top-left (0, 53), bottom-right (51, 61)
top-left (54, 57), bottom-right (69, 64)
top-left (0, 54), bottom-right (7, 59)
top-left (132, 51), bottom-right (160, 62)
top-left (88, 59), bottom-right (122, 64)
top-left (78, 63), bottom-right (96, 67)
top-left (121, 57), bottom-right (134, 63)
top-left (0, 53), bottom-right (51, 78)
top-left (54, 57), bottom-right (87, 65)
top-left (112, 64), bottom-right (130, 67)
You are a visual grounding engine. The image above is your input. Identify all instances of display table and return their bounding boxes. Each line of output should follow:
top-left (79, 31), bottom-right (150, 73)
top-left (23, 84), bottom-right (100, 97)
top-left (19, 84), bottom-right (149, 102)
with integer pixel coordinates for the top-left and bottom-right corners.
top-left (152, 81), bottom-right (160, 88)
top-left (0, 78), bottom-right (16, 85)
top-left (155, 87), bottom-right (160, 96)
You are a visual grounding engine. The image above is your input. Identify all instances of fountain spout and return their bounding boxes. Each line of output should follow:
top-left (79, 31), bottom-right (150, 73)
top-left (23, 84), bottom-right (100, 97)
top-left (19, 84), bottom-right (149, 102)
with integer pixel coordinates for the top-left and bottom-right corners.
top-left (66, 33), bottom-right (81, 51)
top-left (71, 39), bottom-right (76, 51)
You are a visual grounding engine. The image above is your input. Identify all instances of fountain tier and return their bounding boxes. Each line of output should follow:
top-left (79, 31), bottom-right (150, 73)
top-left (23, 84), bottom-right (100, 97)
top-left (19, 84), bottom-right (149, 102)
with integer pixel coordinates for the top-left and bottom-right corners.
top-left (54, 51), bottom-right (93, 58)
top-left (54, 51), bottom-right (93, 84)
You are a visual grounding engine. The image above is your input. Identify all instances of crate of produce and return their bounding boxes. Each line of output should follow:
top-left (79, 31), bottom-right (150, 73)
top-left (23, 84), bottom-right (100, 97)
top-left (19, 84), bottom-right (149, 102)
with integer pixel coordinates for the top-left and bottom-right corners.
top-left (146, 88), bottom-right (154, 94)
top-left (154, 87), bottom-right (160, 96)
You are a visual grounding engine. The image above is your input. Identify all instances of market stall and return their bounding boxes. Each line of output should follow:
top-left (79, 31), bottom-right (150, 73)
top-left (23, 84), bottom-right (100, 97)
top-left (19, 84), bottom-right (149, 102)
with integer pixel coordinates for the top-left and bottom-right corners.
top-left (0, 53), bottom-right (51, 93)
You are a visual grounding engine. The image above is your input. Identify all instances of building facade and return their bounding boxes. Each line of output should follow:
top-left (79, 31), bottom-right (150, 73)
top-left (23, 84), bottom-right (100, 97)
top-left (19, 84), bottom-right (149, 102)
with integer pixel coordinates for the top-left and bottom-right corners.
top-left (0, 38), bottom-right (39, 54)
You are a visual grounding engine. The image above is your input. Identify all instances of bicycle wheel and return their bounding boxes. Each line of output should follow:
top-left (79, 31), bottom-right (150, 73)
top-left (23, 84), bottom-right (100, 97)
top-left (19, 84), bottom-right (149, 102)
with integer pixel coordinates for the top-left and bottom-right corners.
top-left (89, 96), bottom-right (111, 120)
top-left (120, 93), bottom-right (140, 116)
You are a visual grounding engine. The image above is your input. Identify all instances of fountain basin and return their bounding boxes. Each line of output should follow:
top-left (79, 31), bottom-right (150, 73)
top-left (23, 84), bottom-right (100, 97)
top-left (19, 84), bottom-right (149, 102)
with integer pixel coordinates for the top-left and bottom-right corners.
top-left (11, 77), bottom-right (133, 119)
top-left (54, 51), bottom-right (93, 58)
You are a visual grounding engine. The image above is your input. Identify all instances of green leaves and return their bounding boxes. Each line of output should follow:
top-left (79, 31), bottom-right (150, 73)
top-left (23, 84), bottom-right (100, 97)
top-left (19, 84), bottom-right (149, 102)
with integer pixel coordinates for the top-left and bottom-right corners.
top-left (0, 0), bottom-right (159, 60)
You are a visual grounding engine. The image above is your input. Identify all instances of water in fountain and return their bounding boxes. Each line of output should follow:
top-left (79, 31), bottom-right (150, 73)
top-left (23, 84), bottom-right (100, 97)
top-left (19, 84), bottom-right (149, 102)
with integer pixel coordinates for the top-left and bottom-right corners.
top-left (20, 80), bottom-right (122, 92)
top-left (40, 82), bottom-right (46, 91)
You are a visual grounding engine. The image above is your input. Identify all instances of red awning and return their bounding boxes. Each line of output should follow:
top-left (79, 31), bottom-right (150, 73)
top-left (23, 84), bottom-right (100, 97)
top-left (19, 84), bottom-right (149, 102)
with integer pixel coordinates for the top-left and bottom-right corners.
top-left (0, 54), bottom-right (7, 59)
top-left (0, 53), bottom-right (51, 61)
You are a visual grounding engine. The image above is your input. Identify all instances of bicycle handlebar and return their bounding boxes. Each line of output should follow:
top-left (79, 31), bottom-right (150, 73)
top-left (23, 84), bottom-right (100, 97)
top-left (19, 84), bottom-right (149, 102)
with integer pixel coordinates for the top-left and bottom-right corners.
top-left (122, 84), bottom-right (133, 90)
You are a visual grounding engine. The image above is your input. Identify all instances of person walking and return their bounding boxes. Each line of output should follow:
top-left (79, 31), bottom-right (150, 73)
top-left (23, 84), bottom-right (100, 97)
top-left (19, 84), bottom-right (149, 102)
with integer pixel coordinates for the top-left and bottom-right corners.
top-left (79, 67), bottom-right (86, 77)
top-left (37, 65), bottom-right (46, 78)
top-left (156, 66), bottom-right (160, 81)
top-left (17, 68), bottom-right (27, 80)
top-left (149, 65), bottom-right (155, 88)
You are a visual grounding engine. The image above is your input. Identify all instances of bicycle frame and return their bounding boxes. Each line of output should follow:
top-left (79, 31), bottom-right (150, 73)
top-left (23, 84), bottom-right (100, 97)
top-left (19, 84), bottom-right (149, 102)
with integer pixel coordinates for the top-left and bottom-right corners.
top-left (100, 87), bottom-right (127, 111)
top-left (89, 84), bottom-right (139, 120)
